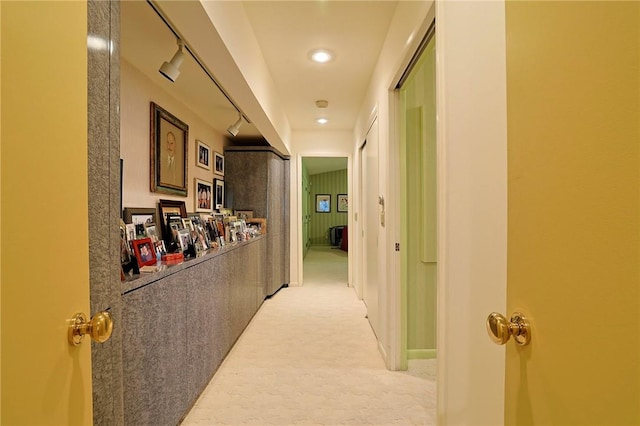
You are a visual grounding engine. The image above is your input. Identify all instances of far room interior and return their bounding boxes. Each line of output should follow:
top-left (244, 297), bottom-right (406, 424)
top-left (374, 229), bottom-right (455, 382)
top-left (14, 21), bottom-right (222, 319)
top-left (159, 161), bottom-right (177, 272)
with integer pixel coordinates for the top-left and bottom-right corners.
top-left (301, 156), bottom-right (349, 286)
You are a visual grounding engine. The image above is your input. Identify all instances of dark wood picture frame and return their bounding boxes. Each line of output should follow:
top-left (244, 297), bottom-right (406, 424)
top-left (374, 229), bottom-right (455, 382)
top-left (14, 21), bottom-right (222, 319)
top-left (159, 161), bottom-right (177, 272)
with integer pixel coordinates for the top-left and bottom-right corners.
top-left (158, 199), bottom-right (187, 242)
top-left (150, 102), bottom-right (189, 196)
top-left (337, 194), bottom-right (348, 213)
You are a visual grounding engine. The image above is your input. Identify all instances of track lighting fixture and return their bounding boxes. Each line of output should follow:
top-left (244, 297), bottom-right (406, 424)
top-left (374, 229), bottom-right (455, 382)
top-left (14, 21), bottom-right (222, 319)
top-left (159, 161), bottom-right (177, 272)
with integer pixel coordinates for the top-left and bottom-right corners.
top-left (227, 113), bottom-right (244, 137)
top-left (159, 39), bottom-right (185, 82)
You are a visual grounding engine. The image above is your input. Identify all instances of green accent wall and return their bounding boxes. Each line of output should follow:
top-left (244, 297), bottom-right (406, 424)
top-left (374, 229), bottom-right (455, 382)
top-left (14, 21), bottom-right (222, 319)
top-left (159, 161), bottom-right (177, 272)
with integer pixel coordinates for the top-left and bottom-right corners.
top-left (400, 31), bottom-right (437, 367)
top-left (308, 169), bottom-right (348, 245)
top-left (302, 162), bottom-right (311, 257)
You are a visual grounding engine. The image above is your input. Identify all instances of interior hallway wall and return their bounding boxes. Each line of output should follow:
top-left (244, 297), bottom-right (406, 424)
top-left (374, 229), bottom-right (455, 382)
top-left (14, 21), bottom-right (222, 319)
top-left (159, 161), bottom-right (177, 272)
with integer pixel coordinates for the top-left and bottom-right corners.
top-left (351, 1), bottom-right (434, 369)
top-left (308, 169), bottom-right (348, 245)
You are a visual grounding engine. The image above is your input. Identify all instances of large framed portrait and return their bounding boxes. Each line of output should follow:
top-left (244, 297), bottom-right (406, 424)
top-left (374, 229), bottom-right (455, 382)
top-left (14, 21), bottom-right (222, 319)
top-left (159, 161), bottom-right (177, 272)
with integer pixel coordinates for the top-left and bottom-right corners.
top-left (150, 102), bottom-right (189, 196)
top-left (214, 178), bottom-right (225, 209)
top-left (196, 140), bottom-right (211, 171)
top-left (194, 178), bottom-right (213, 212)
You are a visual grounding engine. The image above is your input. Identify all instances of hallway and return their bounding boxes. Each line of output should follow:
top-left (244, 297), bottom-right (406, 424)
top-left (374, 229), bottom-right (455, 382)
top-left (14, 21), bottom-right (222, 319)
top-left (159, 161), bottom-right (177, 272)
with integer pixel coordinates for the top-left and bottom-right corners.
top-left (182, 246), bottom-right (436, 425)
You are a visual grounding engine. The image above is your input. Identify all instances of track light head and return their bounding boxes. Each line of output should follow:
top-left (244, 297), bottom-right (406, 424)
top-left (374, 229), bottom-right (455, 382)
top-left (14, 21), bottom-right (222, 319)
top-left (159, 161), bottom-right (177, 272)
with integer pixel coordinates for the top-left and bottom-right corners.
top-left (159, 39), bottom-right (185, 82)
top-left (227, 114), bottom-right (244, 137)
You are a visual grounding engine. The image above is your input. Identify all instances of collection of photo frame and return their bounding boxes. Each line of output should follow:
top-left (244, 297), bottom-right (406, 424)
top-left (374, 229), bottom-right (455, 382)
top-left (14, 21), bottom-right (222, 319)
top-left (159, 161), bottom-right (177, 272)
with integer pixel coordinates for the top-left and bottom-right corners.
top-left (120, 201), bottom-right (264, 277)
top-left (119, 102), bottom-right (264, 278)
top-left (315, 193), bottom-right (348, 213)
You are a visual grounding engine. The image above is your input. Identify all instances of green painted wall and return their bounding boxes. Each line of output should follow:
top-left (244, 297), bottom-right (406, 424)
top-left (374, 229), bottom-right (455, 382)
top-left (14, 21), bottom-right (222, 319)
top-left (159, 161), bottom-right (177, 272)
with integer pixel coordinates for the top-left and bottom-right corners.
top-left (302, 162), bottom-right (311, 257)
top-left (400, 31), bottom-right (437, 364)
top-left (309, 169), bottom-right (348, 245)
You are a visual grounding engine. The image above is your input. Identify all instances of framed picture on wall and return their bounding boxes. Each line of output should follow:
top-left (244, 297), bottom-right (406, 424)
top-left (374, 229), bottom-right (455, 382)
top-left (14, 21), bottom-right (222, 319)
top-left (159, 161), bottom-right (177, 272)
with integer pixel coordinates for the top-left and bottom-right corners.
top-left (337, 194), bottom-right (348, 212)
top-left (214, 179), bottom-right (225, 209)
top-left (316, 194), bottom-right (331, 213)
top-left (196, 140), bottom-right (211, 171)
top-left (194, 178), bottom-right (213, 212)
top-left (150, 102), bottom-right (189, 196)
top-left (214, 152), bottom-right (224, 176)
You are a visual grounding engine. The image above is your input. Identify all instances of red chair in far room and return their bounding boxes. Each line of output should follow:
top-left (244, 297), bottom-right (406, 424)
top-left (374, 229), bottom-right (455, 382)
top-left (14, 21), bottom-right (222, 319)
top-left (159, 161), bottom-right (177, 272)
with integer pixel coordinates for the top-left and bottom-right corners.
top-left (340, 225), bottom-right (348, 251)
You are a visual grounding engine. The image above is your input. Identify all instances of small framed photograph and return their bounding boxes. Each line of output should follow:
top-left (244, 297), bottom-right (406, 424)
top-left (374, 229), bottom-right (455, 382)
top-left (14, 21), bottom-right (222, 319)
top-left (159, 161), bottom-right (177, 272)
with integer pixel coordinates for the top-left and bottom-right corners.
top-left (214, 152), bottom-right (224, 176)
top-left (150, 102), bottom-right (189, 196)
top-left (144, 223), bottom-right (159, 242)
top-left (196, 140), bottom-right (211, 171)
top-left (214, 178), bottom-right (225, 209)
top-left (159, 199), bottom-right (187, 241)
top-left (182, 218), bottom-right (195, 231)
top-left (194, 178), bottom-right (213, 212)
top-left (235, 210), bottom-right (253, 220)
top-left (132, 237), bottom-right (157, 267)
top-left (316, 194), bottom-right (331, 213)
top-left (337, 194), bottom-right (348, 213)
top-left (177, 228), bottom-right (192, 252)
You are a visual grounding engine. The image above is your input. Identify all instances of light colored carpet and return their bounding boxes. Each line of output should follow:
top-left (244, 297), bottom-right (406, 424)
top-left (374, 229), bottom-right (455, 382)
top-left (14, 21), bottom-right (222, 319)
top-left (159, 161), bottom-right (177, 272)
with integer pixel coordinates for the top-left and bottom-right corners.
top-left (181, 245), bottom-right (436, 425)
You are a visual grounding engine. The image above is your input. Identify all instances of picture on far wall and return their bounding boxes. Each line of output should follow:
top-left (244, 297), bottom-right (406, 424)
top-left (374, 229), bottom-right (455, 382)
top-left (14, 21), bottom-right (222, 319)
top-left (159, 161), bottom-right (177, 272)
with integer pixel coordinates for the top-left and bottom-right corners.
top-left (337, 194), bottom-right (348, 213)
top-left (214, 151), bottom-right (224, 176)
top-left (194, 178), bottom-right (213, 212)
top-left (196, 140), bottom-right (211, 171)
top-left (316, 194), bottom-right (331, 213)
top-left (150, 102), bottom-right (189, 196)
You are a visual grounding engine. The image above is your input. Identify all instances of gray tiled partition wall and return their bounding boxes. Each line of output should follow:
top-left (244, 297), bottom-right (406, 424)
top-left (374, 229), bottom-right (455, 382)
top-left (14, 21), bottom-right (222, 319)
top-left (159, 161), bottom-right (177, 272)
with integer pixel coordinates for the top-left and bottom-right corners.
top-left (224, 147), bottom-right (290, 297)
top-left (121, 237), bottom-right (267, 426)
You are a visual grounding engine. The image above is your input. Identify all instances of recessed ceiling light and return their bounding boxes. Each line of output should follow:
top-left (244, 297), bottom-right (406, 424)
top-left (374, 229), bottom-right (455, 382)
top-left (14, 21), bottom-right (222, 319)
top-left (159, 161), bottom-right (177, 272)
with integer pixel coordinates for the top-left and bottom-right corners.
top-left (316, 118), bottom-right (329, 124)
top-left (309, 49), bottom-right (334, 63)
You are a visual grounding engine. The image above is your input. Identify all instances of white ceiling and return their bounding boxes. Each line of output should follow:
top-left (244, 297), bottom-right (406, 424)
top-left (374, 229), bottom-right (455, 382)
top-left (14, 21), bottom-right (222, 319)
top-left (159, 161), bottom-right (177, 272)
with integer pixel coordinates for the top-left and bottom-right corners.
top-left (121, 1), bottom-right (398, 143)
top-left (242, 1), bottom-right (397, 132)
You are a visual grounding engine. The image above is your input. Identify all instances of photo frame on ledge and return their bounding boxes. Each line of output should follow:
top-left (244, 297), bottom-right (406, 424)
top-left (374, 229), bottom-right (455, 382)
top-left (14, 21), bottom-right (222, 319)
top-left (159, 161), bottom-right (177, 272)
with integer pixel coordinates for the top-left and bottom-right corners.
top-left (214, 178), bottom-right (225, 209)
top-left (196, 140), bottom-right (211, 171)
top-left (158, 199), bottom-right (187, 244)
top-left (316, 194), bottom-right (331, 213)
top-left (150, 102), bottom-right (189, 196)
top-left (132, 237), bottom-right (157, 268)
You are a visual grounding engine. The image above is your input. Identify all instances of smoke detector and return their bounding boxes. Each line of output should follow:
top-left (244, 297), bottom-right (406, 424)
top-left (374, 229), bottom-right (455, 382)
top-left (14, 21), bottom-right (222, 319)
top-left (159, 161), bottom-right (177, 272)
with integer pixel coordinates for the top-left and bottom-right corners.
top-left (315, 100), bottom-right (329, 109)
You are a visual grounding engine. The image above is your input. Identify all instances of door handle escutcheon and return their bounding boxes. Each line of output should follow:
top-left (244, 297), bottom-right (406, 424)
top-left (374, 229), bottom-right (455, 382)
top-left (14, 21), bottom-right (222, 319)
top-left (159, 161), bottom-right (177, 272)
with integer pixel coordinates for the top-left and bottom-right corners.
top-left (486, 312), bottom-right (531, 346)
top-left (68, 311), bottom-right (113, 346)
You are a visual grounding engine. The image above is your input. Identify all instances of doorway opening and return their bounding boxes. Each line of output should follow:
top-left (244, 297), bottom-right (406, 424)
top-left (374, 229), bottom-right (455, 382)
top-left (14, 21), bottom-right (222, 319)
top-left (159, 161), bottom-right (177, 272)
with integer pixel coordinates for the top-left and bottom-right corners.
top-left (301, 156), bottom-right (349, 287)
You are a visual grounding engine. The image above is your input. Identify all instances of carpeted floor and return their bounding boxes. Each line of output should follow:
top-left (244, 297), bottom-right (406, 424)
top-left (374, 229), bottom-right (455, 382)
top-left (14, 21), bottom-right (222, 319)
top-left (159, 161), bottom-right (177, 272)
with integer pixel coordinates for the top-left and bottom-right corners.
top-left (181, 245), bottom-right (436, 425)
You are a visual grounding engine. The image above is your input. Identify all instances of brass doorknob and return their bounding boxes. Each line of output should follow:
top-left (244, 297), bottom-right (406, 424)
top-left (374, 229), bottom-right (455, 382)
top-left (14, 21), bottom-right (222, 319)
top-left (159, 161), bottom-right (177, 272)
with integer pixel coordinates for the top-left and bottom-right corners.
top-left (486, 312), bottom-right (531, 346)
top-left (68, 311), bottom-right (113, 346)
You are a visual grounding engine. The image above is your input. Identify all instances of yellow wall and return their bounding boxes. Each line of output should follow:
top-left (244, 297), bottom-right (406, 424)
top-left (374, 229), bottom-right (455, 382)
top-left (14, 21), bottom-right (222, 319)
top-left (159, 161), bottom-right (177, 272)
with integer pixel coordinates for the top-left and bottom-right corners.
top-left (506, 1), bottom-right (639, 424)
top-left (1, 2), bottom-right (92, 424)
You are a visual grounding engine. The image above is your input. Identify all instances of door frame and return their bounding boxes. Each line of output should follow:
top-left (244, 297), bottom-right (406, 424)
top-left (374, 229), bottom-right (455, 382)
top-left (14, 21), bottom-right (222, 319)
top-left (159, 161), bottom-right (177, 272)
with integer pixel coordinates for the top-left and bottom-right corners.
top-left (433, 1), bottom-right (508, 424)
top-left (296, 153), bottom-right (353, 288)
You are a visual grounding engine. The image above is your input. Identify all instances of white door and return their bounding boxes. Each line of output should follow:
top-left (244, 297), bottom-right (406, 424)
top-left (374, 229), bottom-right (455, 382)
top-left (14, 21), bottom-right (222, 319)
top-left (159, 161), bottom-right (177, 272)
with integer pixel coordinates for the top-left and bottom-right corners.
top-left (363, 120), bottom-right (381, 337)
